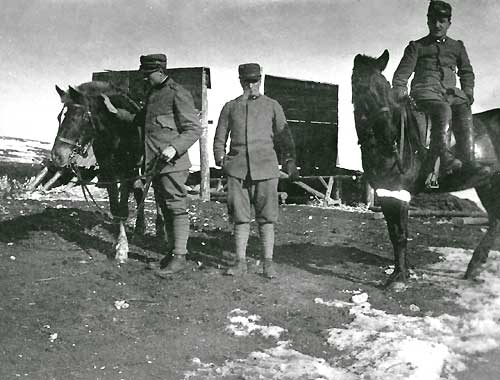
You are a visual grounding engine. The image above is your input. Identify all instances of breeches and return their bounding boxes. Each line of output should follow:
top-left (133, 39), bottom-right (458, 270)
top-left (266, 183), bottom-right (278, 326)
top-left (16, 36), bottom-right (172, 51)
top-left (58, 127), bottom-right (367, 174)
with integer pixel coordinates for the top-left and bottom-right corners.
top-left (416, 99), bottom-right (473, 147)
top-left (227, 175), bottom-right (279, 224)
top-left (152, 170), bottom-right (189, 216)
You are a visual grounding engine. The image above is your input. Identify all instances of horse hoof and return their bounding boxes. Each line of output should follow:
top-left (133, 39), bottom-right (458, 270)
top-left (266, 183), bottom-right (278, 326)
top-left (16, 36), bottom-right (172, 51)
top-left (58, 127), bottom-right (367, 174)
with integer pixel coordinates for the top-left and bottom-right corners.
top-left (388, 281), bottom-right (408, 292)
top-left (384, 270), bottom-right (409, 291)
top-left (464, 256), bottom-right (488, 281)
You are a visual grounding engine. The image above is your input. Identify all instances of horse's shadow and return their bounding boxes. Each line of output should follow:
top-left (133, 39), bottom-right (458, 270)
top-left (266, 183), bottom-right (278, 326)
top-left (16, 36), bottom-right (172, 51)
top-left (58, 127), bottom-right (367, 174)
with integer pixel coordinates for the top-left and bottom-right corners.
top-left (0, 207), bottom-right (153, 262)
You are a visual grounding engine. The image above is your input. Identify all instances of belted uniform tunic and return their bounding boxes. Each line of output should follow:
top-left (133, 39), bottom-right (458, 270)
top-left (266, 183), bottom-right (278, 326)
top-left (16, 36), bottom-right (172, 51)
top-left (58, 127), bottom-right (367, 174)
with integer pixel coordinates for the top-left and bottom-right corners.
top-left (392, 35), bottom-right (474, 103)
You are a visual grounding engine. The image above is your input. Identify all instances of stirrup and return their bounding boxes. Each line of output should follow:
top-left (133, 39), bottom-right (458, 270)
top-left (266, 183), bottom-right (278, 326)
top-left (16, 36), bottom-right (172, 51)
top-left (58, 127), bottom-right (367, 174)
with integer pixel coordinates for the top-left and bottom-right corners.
top-left (425, 157), bottom-right (440, 189)
top-left (425, 172), bottom-right (439, 189)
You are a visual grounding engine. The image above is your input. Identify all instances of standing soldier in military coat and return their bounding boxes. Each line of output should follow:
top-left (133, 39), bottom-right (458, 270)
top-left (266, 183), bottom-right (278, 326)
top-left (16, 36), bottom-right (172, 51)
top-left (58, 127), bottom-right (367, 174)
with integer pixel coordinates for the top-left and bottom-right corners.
top-left (214, 63), bottom-right (299, 279)
top-left (137, 53), bottom-right (202, 275)
top-left (392, 0), bottom-right (489, 185)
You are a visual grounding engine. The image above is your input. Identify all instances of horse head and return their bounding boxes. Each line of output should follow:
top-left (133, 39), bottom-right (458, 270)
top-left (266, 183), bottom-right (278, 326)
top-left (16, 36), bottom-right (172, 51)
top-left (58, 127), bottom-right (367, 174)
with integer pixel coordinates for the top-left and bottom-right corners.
top-left (51, 84), bottom-right (97, 167)
top-left (51, 82), bottom-right (126, 167)
top-left (352, 50), bottom-right (401, 159)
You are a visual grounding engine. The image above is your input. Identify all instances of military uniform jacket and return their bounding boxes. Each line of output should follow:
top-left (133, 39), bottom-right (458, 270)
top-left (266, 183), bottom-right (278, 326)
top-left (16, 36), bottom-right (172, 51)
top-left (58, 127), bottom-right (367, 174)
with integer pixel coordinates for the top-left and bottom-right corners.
top-left (137, 78), bottom-right (202, 174)
top-left (213, 94), bottom-right (290, 181)
top-left (392, 35), bottom-right (474, 102)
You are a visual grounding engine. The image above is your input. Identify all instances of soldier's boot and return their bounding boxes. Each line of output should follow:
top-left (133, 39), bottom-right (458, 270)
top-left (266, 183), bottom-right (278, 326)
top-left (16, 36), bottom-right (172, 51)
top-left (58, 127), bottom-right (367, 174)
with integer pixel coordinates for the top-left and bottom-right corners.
top-left (259, 223), bottom-right (277, 279)
top-left (224, 260), bottom-right (248, 276)
top-left (156, 212), bottom-right (191, 276)
top-left (157, 254), bottom-right (190, 276)
top-left (224, 223), bottom-right (250, 277)
top-left (455, 121), bottom-right (491, 176)
top-left (431, 123), bottom-right (462, 175)
top-left (263, 259), bottom-right (277, 279)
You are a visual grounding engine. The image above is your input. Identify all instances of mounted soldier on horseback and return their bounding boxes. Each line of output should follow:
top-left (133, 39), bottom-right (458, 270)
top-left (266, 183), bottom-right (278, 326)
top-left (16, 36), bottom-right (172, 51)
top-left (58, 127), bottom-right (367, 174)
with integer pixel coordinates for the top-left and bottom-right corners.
top-left (392, 0), bottom-right (491, 188)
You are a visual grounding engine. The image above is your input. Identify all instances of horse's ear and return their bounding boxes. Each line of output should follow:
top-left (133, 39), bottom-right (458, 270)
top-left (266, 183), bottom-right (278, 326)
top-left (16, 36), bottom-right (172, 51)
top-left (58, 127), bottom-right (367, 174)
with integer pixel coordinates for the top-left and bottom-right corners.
top-left (55, 85), bottom-right (68, 103)
top-left (377, 50), bottom-right (390, 72)
top-left (353, 54), bottom-right (363, 67)
top-left (68, 86), bottom-right (86, 104)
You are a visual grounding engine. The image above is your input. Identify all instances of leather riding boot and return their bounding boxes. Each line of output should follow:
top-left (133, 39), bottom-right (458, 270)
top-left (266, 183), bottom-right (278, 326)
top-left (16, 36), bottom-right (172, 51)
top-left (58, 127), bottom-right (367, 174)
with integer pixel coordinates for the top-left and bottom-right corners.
top-left (440, 149), bottom-right (462, 174)
top-left (431, 124), bottom-right (462, 174)
top-left (454, 117), bottom-right (491, 175)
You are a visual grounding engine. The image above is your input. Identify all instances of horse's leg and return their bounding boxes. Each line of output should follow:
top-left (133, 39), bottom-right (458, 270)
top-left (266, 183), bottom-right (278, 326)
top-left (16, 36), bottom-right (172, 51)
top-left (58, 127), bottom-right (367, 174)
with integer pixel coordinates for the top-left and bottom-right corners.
top-left (132, 179), bottom-right (146, 236)
top-left (114, 182), bottom-right (130, 263)
top-left (465, 183), bottom-right (500, 279)
top-left (380, 197), bottom-right (410, 288)
top-left (153, 186), bottom-right (166, 240)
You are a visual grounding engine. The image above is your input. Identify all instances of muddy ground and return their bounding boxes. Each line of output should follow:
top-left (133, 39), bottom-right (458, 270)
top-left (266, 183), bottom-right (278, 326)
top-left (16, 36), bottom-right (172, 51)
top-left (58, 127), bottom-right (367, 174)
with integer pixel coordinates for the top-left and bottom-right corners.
top-left (0, 190), bottom-right (498, 379)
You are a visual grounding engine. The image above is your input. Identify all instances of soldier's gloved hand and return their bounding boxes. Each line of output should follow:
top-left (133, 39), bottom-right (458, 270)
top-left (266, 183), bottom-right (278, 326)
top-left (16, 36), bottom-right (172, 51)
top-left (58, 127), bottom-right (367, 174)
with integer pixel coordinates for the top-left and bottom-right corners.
top-left (215, 155), bottom-right (225, 168)
top-left (466, 93), bottom-right (474, 106)
top-left (392, 87), bottom-right (408, 103)
top-left (285, 159), bottom-right (299, 182)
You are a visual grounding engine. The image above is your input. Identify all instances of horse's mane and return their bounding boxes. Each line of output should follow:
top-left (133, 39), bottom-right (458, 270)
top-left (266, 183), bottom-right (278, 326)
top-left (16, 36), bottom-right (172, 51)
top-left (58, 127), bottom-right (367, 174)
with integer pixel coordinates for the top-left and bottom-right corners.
top-left (75, 81), bottom-right (141, 112)
top-left (353, 54), bottom-right (380, 68)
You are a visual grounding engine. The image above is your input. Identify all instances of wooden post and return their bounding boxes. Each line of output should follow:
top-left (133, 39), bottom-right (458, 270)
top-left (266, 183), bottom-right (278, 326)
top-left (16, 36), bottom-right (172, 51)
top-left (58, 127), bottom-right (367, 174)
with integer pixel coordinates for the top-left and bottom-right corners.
top-left (26, 166), bottom-right (49, 190)
top-left (323, 176), bottom-right (334, 206)
top-left (199, 68), bottom-right (210, 201)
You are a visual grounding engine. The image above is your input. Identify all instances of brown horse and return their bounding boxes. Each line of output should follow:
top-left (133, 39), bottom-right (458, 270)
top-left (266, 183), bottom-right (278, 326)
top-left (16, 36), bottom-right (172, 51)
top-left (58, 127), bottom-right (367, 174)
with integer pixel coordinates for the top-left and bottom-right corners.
top-left (352, 50), bottom-right (500, 288)
top-left (51, 81), bottom-right (147, 263)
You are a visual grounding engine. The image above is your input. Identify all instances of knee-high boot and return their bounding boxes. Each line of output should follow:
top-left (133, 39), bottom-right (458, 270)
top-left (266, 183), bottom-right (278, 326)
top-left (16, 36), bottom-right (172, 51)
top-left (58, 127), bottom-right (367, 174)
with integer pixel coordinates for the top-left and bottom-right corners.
top-left (430, 121), bottom-right (462, 174)
top-left (453, 107), bottom-right (490, 175)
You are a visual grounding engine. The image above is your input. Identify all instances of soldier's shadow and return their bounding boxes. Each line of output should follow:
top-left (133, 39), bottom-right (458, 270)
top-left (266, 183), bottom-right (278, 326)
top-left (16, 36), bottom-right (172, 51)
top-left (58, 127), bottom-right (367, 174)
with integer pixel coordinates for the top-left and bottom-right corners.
top-left (189, 228), bottom-right (392, 286)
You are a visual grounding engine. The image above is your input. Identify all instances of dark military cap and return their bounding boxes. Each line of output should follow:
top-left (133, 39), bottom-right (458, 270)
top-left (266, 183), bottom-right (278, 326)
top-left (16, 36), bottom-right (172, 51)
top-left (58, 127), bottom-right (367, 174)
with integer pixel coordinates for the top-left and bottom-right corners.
top-left (139, 53), bottom-right (167, 73)
top-left (427, 0), bottom-right (452, 19)
top-left (238, 63), bottom-right (261, 81)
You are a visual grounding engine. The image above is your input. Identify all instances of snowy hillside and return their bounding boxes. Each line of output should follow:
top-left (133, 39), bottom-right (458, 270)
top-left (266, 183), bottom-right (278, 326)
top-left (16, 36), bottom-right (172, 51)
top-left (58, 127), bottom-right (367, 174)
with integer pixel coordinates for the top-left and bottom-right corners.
top-left (0, 136), bottom-right (51, 165)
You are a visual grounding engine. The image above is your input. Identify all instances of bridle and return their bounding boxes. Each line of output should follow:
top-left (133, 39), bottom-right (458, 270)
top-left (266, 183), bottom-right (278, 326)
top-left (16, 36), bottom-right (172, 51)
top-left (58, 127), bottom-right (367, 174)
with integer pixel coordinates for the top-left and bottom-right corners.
top-left (56, 103), bottom-right (95, 161)
top-left (353, 76), bottom-right (406, 174)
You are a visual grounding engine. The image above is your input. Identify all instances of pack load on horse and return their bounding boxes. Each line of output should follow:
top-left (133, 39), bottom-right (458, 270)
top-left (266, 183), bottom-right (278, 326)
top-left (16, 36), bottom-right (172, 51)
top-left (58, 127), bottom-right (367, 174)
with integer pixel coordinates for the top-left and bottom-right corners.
top-left (352, 48), bottom-right (500, 288)
top-left (51, 81), bottom-right (151, 263)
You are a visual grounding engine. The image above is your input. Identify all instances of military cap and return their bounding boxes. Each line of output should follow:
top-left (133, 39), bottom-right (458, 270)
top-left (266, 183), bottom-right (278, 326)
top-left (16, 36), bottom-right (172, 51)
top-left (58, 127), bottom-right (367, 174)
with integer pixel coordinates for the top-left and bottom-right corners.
top-left (139, 53), bottom-right (167, 73)
top-left (238, 63), bottom-right (261, 81)
top-left (427, 0), bottom-right (452, 19)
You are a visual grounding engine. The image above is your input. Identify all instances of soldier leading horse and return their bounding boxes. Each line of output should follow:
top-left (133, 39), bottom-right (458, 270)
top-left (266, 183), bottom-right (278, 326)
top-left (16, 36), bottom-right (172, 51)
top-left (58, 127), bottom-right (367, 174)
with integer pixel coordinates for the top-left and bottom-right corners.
top-left (352, 50), bottom-right (500, 288)
top-left (51, 81), bottom-right (146, 263)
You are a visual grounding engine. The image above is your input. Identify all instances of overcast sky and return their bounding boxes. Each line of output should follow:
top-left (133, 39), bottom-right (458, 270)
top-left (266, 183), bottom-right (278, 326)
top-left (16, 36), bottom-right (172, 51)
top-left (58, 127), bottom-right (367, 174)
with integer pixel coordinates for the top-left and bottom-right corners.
top-left (1, 0), bottom-right (499, 170)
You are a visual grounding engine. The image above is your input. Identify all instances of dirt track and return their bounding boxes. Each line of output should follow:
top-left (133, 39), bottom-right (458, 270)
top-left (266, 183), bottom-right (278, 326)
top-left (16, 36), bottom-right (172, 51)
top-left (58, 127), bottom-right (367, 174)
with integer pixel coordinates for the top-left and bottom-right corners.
top-left (1, 195), bottom-right (499, 379)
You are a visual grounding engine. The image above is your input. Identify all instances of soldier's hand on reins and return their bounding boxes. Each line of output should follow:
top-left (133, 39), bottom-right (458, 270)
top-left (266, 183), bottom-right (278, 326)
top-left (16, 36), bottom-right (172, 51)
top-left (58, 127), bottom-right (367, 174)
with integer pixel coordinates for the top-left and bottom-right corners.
top-left (392, 87), bottom-right (408, 103)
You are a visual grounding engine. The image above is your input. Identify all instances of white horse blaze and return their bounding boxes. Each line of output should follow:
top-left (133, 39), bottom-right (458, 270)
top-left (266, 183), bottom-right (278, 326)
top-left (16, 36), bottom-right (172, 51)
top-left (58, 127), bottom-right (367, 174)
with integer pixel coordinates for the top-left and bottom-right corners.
top-left (375, 189), bottom-right (411, 203)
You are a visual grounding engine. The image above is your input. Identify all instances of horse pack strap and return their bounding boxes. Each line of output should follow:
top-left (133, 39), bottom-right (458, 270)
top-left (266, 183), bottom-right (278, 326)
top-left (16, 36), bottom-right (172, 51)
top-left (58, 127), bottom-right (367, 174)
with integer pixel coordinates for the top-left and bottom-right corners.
top-left (399, 106), bottom-right (406, 161)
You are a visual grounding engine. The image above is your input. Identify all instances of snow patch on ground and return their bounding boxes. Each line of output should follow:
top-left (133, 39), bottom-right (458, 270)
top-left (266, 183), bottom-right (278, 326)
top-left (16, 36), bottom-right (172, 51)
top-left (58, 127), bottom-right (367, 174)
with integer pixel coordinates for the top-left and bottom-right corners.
top-left (186, 248), bottom-right (500, 380)
top-left (323, 247), bottom-right (500, 380)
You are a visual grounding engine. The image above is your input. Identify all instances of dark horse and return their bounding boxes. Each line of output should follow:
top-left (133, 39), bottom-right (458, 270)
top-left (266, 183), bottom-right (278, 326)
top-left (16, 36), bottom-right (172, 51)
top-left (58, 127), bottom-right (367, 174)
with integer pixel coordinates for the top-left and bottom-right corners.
top-left (51, 81), bottom-right (146, 263)
top-left (352, 50), bottom-right (500, 288)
